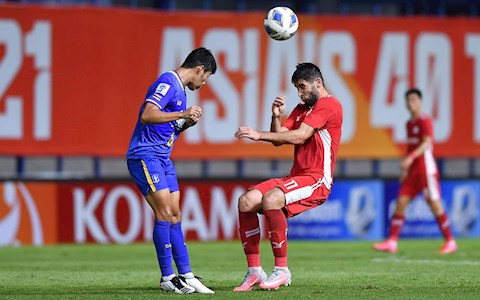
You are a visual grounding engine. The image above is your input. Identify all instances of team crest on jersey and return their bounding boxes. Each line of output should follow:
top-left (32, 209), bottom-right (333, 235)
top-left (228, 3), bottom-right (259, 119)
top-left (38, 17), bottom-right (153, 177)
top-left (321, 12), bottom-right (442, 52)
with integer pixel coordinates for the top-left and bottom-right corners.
top-left (151, 174), bottom-right (160, 184)
top-left (155, 83), bottom-right (171, 96)
top-left (177, 100), bottom-right (182, 106)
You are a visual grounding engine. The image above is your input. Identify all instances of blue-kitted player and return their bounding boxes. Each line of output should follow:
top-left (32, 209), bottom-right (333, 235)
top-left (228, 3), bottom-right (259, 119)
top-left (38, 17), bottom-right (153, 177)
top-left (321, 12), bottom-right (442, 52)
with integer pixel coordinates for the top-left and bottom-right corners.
top-left (127, 48), bottom-right (216, 294)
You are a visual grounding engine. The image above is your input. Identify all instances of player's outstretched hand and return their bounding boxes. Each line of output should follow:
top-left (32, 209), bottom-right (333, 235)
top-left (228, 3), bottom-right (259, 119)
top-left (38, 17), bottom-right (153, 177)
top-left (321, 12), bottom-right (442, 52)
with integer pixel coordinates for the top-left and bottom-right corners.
top-left (235, 127), bottom-right (260, 141)
top-left (272, 95), bottom-right (286, 117)
top-left (184, 106), bottom-right (203, 120)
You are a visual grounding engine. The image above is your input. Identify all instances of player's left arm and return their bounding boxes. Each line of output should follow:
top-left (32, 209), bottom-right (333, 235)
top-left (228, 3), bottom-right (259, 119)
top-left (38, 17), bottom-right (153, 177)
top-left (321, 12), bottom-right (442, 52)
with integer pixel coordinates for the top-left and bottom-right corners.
top-left (235, 122), bottom-right (316, 145)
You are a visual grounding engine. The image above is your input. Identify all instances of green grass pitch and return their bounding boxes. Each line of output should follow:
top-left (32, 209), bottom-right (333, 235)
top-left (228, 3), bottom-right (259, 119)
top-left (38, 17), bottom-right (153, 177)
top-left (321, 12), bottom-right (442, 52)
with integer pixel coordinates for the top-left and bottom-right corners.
top-left (1, 240), bottom-right (479, 299)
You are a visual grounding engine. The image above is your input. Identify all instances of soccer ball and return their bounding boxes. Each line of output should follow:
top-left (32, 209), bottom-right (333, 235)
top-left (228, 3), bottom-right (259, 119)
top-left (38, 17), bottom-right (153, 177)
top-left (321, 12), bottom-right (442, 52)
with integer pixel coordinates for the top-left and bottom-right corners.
top-left (263, 6), bottom-right (299, 41)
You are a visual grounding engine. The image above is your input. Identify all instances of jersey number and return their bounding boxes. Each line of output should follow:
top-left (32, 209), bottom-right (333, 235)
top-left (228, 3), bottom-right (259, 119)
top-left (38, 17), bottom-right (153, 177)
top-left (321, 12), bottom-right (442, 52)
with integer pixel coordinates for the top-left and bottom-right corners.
top-left (284, 180), bottom-right (299, 190)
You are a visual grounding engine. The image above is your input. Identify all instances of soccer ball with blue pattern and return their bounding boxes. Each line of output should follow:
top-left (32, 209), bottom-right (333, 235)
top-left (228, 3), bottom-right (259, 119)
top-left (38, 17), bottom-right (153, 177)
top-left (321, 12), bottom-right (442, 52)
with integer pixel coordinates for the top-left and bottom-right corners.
top-left (264, 6), bottom-right (299, 41)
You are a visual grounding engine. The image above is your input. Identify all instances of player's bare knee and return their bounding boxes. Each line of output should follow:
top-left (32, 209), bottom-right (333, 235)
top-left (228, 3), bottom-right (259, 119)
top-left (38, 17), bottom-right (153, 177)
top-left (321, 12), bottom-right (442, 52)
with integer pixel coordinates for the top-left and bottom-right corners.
top-left (155, 207), bottom-right (173, 222)
top-left (171, 211), bottom-right (182, 223)
top-left (262, 188), bottom-right (284, 210)
top-left (238, 193), bottom-right (252, 212)
top-left (239, 191), bottom-right (264, 212)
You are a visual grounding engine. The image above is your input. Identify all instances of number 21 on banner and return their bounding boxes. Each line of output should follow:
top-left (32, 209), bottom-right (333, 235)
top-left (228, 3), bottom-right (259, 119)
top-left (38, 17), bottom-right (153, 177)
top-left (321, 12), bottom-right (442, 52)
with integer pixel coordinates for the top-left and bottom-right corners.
top-left (0, 20), bottom-right (51, 140)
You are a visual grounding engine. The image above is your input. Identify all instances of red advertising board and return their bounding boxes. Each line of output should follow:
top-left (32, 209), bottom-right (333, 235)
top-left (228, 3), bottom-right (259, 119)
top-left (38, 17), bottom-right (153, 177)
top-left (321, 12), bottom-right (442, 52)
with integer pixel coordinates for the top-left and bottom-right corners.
top-left (1, 5), bottom-right (480, 158)
top-left (0, 182), bottom-right (57, 246)
top-left (0, 181), bottom-right (266, 246)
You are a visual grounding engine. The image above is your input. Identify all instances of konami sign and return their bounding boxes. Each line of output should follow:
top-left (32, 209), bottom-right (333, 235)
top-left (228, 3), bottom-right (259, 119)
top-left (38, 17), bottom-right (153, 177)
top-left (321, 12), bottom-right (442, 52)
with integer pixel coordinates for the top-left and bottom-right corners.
top-left (57, 182), bottom-right (264, 244)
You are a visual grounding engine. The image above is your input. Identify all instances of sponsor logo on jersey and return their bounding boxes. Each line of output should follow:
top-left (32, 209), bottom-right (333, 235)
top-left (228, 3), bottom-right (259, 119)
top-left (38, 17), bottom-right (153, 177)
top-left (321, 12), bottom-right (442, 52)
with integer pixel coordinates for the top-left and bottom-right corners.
top-left (412, 126), bottom-right (419, 134)
top-left (155, 83), bottom-right (171, 96)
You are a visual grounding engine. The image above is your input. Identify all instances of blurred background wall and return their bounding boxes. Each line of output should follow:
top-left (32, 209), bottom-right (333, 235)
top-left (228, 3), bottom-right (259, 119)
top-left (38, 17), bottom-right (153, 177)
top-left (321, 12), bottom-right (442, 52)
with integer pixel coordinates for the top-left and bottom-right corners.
top-left (0, 0), bottom-right (479, 246)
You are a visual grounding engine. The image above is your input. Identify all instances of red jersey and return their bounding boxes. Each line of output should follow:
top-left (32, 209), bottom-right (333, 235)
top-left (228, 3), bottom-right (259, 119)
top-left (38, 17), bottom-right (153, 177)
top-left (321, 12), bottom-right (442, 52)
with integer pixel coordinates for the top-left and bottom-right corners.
top-left (282, 95), bottom-right (342, 190)
top-left (406, 113), bottom-right (437, 175)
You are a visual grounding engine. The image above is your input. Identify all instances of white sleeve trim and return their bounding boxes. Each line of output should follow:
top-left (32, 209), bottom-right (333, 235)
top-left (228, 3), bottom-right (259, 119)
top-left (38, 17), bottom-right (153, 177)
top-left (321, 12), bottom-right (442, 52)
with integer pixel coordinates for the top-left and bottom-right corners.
top-left (145, 99), bottom-right (162, 110)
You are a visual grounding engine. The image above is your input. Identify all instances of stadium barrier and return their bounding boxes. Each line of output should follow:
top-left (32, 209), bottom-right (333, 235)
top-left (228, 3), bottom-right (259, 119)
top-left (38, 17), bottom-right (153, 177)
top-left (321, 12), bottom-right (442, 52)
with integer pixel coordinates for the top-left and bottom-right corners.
top-left (1, 180), bottom-right (479, 246)
top-left (1, 5), bottom-right (480, 159)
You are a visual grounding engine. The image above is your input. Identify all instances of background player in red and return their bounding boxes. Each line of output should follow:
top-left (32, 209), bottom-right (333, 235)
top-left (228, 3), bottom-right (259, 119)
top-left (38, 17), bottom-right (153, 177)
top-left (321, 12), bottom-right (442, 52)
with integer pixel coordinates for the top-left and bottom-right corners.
top-left (373, 88), bottom-right (457, 255)
top-left (233, 63), bottom-right (343, 291)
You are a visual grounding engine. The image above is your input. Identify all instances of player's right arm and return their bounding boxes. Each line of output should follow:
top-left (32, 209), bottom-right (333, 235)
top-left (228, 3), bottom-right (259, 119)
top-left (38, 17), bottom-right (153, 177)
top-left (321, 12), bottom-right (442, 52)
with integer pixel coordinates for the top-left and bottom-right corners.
top-left (270, 96), bottom-right (290, 146)
top-left (270, 96), bottom-right (289, 133)
top-left (140, 81), bottom-right (201, 124)
top-left (141, 103), bottom-right (201, 124)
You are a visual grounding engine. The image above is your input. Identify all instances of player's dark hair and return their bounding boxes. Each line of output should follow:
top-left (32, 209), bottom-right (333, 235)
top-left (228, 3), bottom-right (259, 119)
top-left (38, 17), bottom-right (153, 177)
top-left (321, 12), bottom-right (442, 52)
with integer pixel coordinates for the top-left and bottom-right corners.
top-left (181, 47), bottom-right (217, 74)
top-left (405, 88), bottom-right (422, 99)
top-left (291, 63), bottom-right (324, 85)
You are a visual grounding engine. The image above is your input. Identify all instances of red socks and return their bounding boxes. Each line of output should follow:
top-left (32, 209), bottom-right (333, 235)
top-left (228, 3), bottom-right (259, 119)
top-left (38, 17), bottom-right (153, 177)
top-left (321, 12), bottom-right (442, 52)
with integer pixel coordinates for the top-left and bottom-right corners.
top-left (240, 210), bottom-right (289, 268)
top-left (388, 214), bottom-right (405, 241)
top-left (389, 212), bottom-right (454, 242)
top-left (436, 213), bottom-right (454, 242)
top-left (264, 209), bottom-right (288, 267)
top-left (239, 212), bottom-right (261, 267)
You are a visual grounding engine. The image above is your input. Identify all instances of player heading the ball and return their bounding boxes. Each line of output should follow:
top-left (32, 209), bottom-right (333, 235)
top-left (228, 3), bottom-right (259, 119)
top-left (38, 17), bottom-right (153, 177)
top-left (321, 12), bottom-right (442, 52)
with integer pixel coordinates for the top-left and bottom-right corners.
top-left (126, 48), bottom-right (216, 294)
top-left (234, 63), bottom-right (343, 292)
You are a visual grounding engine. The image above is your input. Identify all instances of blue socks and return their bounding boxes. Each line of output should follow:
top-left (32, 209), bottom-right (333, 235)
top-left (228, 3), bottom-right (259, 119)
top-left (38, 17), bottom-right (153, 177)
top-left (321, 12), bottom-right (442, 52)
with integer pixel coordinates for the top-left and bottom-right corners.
top-left (170, 222), bottom-right (192, 275)
top-left (153, 220), bottom-right (174, 278)
top-left (153, 220), bottom-right (192, 279)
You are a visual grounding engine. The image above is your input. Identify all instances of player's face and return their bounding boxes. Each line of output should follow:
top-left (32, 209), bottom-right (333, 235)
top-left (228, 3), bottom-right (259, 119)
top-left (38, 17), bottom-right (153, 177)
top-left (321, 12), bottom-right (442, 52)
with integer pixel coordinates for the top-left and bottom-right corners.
top-left (294, 79), bottom-right (320, 106)
top-left (187, 67), bottom-right (212, 91)
top-left (406, 93), bottom-right (422, 115)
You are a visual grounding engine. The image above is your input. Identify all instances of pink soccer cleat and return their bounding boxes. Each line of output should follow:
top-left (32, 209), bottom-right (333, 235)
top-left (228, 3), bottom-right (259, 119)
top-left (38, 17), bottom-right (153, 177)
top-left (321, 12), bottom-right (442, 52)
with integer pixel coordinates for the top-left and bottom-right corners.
top-left (258, 267), bottom-right (291, 290)
top-left (233, 268), bottom-right (267, 292)
top-left (438, 240), bottom-right (458, 255)
top-left (373, 239), bottom-right (398, 253)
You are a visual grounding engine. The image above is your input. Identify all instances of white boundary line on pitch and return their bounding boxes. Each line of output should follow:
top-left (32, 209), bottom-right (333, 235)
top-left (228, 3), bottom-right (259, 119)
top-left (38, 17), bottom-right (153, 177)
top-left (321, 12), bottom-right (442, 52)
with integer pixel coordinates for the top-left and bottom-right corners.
top-left (371, 257), bottom-right (480, 266)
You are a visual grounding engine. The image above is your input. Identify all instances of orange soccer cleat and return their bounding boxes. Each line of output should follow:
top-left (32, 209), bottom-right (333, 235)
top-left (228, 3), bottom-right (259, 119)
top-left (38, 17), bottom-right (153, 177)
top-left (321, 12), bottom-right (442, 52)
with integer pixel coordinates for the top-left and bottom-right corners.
top-left (373, 239), bottom-right (398, 253)
top-left (258, 267), bottom-right (292, 290)
top-left (233, 268), bottom-right (267, 292)
top-left (438, 240), bottom-right (458, 255)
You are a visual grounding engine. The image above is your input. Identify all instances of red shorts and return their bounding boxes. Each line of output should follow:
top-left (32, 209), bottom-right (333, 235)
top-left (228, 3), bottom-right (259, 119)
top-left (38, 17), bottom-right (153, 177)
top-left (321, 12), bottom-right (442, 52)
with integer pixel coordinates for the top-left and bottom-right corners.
top-left (250, 174), bottom-right (330, 218)
top-left (399, 169), bottom-right (441, 201)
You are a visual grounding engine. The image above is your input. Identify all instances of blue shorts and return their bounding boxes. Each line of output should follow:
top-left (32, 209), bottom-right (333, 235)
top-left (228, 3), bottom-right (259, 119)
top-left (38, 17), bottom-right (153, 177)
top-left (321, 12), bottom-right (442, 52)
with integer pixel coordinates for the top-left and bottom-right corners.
top-left (127, 157), bottom-right (179, 196)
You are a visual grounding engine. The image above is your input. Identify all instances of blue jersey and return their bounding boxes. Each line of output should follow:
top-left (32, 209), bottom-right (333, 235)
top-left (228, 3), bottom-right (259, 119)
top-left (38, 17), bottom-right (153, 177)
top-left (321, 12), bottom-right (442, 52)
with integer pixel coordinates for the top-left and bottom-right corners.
top-left (127, 71), bottom-right (187, 159)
